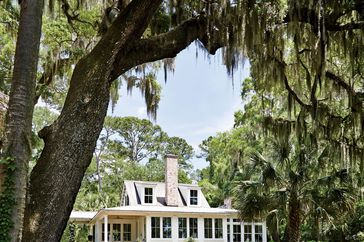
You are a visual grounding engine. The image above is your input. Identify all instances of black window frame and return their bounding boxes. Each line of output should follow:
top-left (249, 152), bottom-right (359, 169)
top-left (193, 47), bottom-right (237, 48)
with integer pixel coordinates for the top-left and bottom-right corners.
top-left (112, 224), bottom-right (121, 241)
top-left (178, 218), bottom-right (187, 239)
top-left (215, 218), bottom-right (223, 238)
top-left (244, 224), bottom-right (252, 242)
top-left (123, 224), bottom-right (132, 241)
top-left (190, 190), bottom-right (198, 205)
top-left (151, 217), bottom-right (160, 238)
top-left (204, 218), bottom-right (213, 238)
top-left (163, 217), bottom-right (172, 238)
top-left (144, 187), bottom-right (153, 204)
top-left (254, 224), bottom-right (263, 242)
top-left (189, 218), bottom-right (198, 238)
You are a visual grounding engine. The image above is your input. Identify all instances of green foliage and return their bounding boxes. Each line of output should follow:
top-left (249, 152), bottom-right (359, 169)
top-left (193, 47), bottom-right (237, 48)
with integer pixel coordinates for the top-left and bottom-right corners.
top-left (344, 201), bottom-right (364, 241)
top-left (60, 222), bottom-right (89, 242)
top-left (0, 4), bottom-right (17, 94)
top-left (198, 178), bottom-right (224, 207)
top-left (103, 116), bottom-right (194, 165)
top-left (185, 237), bottom-right (196, 242)
top-left (30, 107), bottom-right (58, 166)
top-left (0, 156), bottom-right (16, 242)
top-left (104, 116), bottom-right (166, 163)
top-left (74, 116), bottom-right (194, 211)
top-left (203, 72), bottom-right (362, 240)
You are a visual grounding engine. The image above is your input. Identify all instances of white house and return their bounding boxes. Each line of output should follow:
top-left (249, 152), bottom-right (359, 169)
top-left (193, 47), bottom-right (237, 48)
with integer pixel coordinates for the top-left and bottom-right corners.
top-left (70, 155), bottom-right (267, 242)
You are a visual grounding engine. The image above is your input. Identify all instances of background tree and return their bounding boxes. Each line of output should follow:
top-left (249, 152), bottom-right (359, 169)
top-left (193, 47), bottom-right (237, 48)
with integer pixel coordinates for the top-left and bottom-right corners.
top-left (73, 115), bottom-right (194, 212)
top-left (105, 116), bottom-right (166, 163)
top-left (202, 73), bottom-right (363, 241)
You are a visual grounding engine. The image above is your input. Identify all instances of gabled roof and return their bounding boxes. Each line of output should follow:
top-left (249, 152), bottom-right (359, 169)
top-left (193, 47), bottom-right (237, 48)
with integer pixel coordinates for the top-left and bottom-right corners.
top-left (122, 180), bottom-right (210, 208)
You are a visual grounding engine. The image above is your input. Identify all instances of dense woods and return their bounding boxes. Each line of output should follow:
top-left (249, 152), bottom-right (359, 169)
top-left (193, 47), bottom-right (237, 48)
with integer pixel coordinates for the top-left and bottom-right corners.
top-left (0, 0), bottom-right (363, 241)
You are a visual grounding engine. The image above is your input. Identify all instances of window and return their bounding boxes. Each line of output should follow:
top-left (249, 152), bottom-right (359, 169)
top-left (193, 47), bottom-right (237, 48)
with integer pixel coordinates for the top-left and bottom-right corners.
top-left (144, 187), bottom-right (153, 204)
top-left (163, 217), bottom-right (172, 238)
top-left (255, 225), bottom-right (263, 242)
top-left (190, 190), bottom-right (198, 205)
top-left (125, 195), bottom-right (129, 206)
top-left (151, 217), bottom-right (160, 238)
top-left (244, 225), bottom-right (252, 242)
top-left (227, 223), bottom-right (231, 242)
top-left (113, 224), bottom-right (121, 241)
top-left (215, 219), bottom-right (223, 238)
top-left (101, 223), bottom-right (110, 242)
top-left (178, 218), bottom-right (187, 238)
top-left (233, 224), bottom-right (241, 242)
top-left (189, 218), bottom-right (198, 238)
top-left (204, 218), bottom-right (213, 238)
top-left (123, 224), bottom-right (131, 241)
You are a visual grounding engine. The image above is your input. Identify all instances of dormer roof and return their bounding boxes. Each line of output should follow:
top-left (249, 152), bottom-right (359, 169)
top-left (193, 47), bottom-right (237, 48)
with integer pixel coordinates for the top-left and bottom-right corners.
top-left (121, 180), bottom-right (210, 208)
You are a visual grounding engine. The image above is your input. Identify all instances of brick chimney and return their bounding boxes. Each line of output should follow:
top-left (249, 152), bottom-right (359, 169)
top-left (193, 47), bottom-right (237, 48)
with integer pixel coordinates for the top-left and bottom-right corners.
top-left (165, 154), bottom-right (179, 206)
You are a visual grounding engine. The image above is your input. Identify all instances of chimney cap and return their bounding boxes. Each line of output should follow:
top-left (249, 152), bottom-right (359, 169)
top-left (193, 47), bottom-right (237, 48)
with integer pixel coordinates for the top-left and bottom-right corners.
top-left (165, 154), bottom-right (179, 159)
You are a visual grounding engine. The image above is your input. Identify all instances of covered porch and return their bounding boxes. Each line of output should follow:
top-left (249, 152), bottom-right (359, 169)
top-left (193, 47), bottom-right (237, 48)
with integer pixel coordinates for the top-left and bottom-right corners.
top-left (70, 206), bottom-right (267, 242)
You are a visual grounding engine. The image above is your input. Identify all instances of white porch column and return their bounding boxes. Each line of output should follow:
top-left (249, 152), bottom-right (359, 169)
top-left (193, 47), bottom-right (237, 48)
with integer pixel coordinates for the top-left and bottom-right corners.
top-left (104, 215), bottom-right (108, 242)
top-left (197, 218), bottom-right (204, 242)
top-left (263, 222), bottom-right (267, 242)
top-left (146, 216), bottom-right (151, 242)
top-left (229, 219), bottom-right (233, 242)
top-left (222, 218), bottom-right (228, 242)
top-left (172, 216), bottom-right (178, 242)
top-left (96, 219), bottom-right (102, 242)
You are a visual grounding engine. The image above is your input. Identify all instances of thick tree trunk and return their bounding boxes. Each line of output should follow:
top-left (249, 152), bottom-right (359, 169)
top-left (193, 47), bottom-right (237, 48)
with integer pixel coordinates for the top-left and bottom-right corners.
top-left (285, 190), bottom-right (301, 242)
top-left (22, 1), bottom-right (162, 241)
top-left (0, 0), bottom-right (43, 241)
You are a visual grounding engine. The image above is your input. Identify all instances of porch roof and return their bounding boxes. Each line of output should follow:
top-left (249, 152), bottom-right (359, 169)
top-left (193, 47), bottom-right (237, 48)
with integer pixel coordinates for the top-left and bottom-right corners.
top-left (88, 205), bottom-right (239, 223)
top-left (69, 211), bottom-right (97, 223)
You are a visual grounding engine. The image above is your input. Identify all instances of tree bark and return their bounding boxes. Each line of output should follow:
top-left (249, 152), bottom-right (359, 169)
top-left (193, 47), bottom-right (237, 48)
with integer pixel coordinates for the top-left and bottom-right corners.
top-left (0, 0), bottom-right (43, 241)
top-left (285, 189), bottom-right (301, 242)
top-left (22, 1), bottom-right (163, 241)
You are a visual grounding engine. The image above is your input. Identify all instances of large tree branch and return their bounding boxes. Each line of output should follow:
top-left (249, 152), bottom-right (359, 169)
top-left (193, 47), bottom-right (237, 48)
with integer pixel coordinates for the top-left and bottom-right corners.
top-left (110, 16), bottom-right (209, 80)
top-left (270, 56), bottom-right (310, 108)
top-left (283, 6), bottom-right (364, 32)
top-left (325, 71), bottom-right (363, 112)
top-left (325, 71), bottom-right (355, 96)
top-left (326, 21), bottom-right (364, 31)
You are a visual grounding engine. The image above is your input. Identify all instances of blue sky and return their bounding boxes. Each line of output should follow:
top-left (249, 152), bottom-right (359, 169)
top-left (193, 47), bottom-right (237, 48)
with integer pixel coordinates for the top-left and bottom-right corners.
top-left (109, 43), bottom-right (250, 170)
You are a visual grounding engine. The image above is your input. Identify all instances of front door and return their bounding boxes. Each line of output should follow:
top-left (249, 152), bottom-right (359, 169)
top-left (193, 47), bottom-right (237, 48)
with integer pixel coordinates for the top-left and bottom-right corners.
top-left (101, 221), bottom-right (135, 242)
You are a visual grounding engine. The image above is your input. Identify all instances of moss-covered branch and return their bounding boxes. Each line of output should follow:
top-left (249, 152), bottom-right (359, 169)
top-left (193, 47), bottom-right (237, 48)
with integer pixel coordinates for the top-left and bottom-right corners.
top-left (110, 16), bottom-right (209, 80)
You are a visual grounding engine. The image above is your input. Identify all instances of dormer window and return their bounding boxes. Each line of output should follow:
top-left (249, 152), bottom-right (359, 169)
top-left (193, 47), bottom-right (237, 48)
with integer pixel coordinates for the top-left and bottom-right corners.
top-left (144, 187), bottom-right (153, 204)
top-left (190, 189), bottom-right (198, 205)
